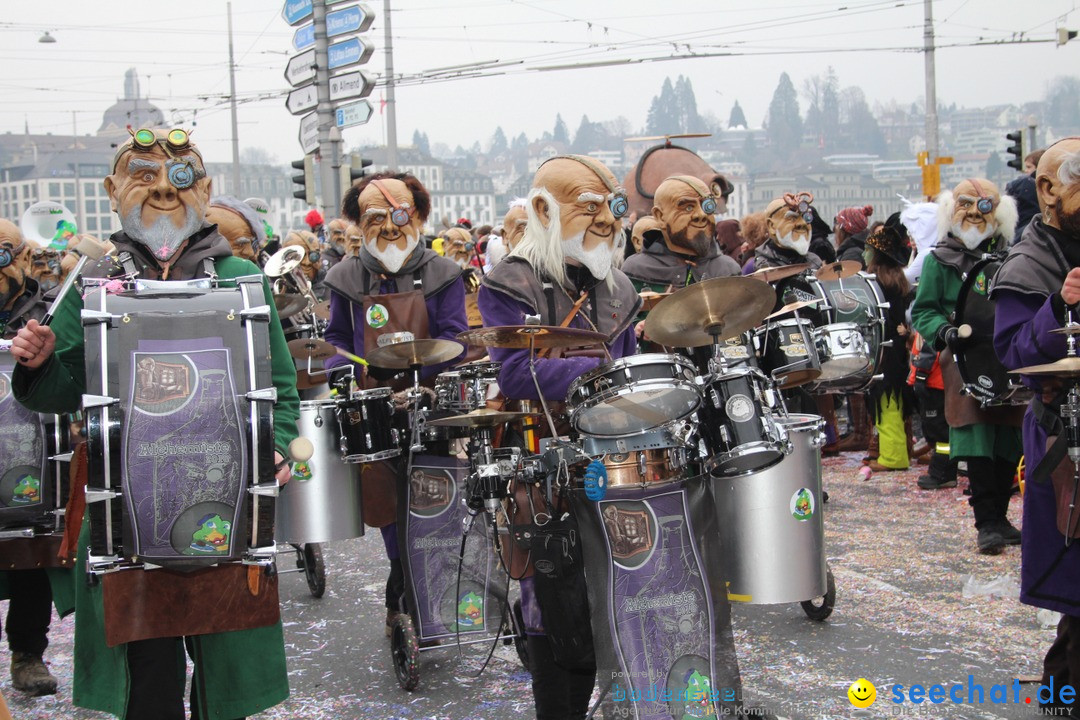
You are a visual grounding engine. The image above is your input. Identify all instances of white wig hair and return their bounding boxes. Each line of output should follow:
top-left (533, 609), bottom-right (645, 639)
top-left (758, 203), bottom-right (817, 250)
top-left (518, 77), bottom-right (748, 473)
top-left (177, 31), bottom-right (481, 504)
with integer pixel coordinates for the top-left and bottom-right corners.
top-left (509, 186), bottom-right (615, 290)
top-left (934, 188), bottom-right (1018, 243)
top-left (507, 197), bottom-right (528, 211)
top-left (1058, 149), bottom-right (1080, 185)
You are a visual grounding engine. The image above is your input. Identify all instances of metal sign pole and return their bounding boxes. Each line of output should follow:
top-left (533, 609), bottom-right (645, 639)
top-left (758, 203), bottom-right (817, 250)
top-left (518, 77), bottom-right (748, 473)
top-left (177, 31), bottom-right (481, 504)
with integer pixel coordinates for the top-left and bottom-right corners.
top-left (312, 3), bottom-right (340, 220)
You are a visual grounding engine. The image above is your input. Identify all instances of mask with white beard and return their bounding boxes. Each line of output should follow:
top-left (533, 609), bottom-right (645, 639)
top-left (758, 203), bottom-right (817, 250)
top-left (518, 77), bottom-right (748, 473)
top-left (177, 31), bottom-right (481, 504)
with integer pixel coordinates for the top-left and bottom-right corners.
top-left (563, 231), bottom-right (614, 281)
top-left (123, 205), bottom-right (204, 262)
top-left (366, 232), bottom-right (418, 273)
top-left (776, 231), bottom-right (810, 256)
top-left (951, 222), bottom-right (995, 251)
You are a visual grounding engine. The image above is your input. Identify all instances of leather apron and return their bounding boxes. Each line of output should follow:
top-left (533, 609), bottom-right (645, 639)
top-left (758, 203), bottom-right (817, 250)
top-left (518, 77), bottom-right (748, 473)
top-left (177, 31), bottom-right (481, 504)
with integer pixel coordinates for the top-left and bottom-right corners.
top-left (359, 273), bottom-right (429, 528)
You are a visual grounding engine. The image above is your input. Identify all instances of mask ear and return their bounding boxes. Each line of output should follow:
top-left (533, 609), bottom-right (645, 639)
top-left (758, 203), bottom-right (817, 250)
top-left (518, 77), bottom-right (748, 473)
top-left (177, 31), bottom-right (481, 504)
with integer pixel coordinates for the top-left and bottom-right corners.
top-left (651, 205), bottom-right (664, 224)
top-left (103, 176), bottom-right (118, 213)
top-left (1036, 174), bottom-right (1058, 217)
top-left (532, 195), bottom-right (551, 229)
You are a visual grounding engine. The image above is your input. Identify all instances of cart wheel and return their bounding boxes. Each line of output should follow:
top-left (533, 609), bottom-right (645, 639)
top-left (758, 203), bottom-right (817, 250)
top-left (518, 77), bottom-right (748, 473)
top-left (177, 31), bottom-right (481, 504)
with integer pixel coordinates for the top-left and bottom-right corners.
top-left (512, 599), bottom-right (531, 673)
top-left (390, 613), bottom-right (421, 691)
top-left (801, 568), bottom-right (836, 621)
top-left (303, 543), bottom-right (326, 599)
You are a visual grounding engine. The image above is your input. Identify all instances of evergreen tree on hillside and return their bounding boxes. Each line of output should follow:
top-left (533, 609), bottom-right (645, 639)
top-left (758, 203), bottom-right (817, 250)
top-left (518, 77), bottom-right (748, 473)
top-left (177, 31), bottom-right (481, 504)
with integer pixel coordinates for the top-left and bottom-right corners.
top-left (728, 100), bottom-right (748, 129)
top-left (765, 72), bottom-right (802, 157)
top-left (553, 114), bottom-right (570, 145)
top-left (490, 126), bottom-right (508, 156)
top-left (412, 130), bottom-right (431, 156)
top-left (646, 77), bottom-right (678, 135)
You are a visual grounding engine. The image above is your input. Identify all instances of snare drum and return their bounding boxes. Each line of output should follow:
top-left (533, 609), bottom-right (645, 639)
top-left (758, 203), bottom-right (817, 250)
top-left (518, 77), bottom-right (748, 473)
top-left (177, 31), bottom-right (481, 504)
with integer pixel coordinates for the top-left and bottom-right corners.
top-left (809, 272), bottom-right (887, 390)
top-left (567, 354), bottom-right (700, 437)
top-left (696, 369), bottom-right (787, 477)
top-left (337, 388), bottom-right (400, 463)
top-left (435, 361), bottom-right (500, 413)
top-left (754, 318), bottom-right (821, 389)
top-left (580, 429), bottom-right (690, 488)
top-left (715, 331), bottom-right (759, 371)
top-left (277, 400), bottom-right (365, 544)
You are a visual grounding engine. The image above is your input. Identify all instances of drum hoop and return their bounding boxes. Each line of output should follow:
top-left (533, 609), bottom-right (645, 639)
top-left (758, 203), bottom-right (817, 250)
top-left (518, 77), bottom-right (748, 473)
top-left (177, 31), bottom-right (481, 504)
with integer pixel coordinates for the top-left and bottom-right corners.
top-left (348, 387), bottom-right (393, 401)
top-left (569, 379), bottom-right (701, 418)
top-left (567, 353), bottom-right (696, 395)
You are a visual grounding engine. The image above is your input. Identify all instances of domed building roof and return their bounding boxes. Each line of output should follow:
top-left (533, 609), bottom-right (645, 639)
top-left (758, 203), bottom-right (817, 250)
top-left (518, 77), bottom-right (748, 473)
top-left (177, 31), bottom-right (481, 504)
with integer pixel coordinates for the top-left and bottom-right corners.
top-left (98, 68), bottom-right (164, 136)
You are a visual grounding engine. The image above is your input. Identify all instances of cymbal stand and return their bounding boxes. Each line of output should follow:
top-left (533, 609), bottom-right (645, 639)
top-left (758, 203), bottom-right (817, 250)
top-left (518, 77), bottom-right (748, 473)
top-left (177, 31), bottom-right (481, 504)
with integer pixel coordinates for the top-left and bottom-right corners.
top-left (1062, 308), bottom-right (1080, 546)
top-left (406, 362), bottom-right (425, 455)
top-left (523, 317), bottom-right (561, 442)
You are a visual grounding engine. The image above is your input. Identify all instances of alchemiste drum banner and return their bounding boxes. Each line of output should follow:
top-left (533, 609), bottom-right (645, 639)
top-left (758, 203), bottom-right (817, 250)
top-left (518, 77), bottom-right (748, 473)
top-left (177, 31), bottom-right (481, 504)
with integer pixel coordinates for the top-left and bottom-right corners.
top-left (400, 455), bottom-right (506, 641)
top-left (0, 361), bottom-right (48, 527)
top-left (575, 479), bottom-right (742, 720)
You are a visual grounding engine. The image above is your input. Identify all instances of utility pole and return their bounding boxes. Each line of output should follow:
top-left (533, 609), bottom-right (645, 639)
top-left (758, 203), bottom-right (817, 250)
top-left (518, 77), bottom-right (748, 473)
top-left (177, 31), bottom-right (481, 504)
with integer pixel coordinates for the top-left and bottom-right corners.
top-left (312, 2), bottom-right (341, 220)
top-left (383, 0), bottom-right (398, 170)
top-left (923, 0), bottom-right (939, 161)
top-left (227, 2), bottom-right (242, 196)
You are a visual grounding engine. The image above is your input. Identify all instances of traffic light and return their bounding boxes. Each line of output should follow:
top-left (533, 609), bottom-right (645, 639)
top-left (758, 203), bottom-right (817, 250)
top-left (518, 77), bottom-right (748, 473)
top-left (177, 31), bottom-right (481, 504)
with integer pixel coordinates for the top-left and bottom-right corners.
top-left (340, 154), bottom-right (373, 192)
top-left (292, 155), bottom-right (315, 204)
top-left (1005, 130), bottom-right (1024, 172)
top-left (1058, 27), bottom-right (1078, 46)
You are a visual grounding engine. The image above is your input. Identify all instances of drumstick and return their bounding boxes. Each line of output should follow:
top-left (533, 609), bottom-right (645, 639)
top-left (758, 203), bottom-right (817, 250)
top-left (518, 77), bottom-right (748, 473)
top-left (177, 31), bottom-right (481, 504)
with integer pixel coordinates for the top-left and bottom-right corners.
top-left (335, 347), bottom-right (369, 366)
top-left (273, 437), bottom-right (315, 472)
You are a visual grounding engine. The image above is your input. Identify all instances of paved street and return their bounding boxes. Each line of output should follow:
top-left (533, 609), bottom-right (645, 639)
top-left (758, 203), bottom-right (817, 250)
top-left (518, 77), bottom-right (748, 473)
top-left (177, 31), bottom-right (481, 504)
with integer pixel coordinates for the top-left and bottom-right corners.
top-left (2, 450), bottom-right (1053, 720)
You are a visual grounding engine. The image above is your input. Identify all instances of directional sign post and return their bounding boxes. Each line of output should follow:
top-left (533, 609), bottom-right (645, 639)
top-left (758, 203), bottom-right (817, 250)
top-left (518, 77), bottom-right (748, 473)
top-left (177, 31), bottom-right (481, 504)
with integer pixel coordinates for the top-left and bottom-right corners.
top-left (284, 48), bottom-right (317, 87)
top-left (298, 112), bottom-right (319, 155)
top-left (327, 37), bottom-right (374, 71)
top-left (286, 83), bottom-right (318, 115)
top-left (293, 23), bottom-right (315, 51)
top-left (335, 100), bottom-right (373, 129)
top-left (282, 0), bottom-right (312, 26)
top-left (326, 4), bottom-right (375, 39)
top-left (329, 71), bottom-right (374, 102)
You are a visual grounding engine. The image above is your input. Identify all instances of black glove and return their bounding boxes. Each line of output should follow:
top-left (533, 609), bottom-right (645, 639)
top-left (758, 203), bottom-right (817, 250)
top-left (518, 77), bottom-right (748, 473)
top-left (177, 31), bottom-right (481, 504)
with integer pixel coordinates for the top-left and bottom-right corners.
top-left (933, 324), bottom-right (958, 352)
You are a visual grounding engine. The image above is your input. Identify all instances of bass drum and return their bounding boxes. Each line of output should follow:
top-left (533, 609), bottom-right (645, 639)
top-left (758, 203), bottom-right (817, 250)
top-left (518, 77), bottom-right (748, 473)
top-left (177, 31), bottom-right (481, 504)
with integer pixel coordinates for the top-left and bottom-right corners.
top-left (810, 272), bottom-right (888, 391)
top-left (954, 257), bottom-right (1033, 407)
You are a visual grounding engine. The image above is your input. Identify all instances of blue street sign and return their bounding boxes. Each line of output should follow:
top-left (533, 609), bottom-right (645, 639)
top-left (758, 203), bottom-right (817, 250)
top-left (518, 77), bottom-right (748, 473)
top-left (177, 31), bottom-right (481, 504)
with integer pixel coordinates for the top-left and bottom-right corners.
top-left (326, 4), bottom-right (373, 38)
top-left (293, 23), bottom-right (315, 51)
top-left (282, 0), bottom-right (313, 26)
top-left (327, 36), bottom-right (373, 70)
top-left (335, 100), bottom-right (373, 129)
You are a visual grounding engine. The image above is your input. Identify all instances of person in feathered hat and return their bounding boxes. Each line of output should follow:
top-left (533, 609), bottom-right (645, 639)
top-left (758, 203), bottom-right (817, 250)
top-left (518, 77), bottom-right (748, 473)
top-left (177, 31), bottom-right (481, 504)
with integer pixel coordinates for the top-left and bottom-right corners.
top-left (863, 212), bottom-right (916, 472)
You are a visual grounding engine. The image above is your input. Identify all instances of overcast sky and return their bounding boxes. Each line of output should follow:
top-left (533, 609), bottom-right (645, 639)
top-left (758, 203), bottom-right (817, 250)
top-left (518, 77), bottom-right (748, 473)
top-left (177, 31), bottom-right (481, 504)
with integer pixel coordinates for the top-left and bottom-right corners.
top-left (0, 0), bottom-right (1077, 165)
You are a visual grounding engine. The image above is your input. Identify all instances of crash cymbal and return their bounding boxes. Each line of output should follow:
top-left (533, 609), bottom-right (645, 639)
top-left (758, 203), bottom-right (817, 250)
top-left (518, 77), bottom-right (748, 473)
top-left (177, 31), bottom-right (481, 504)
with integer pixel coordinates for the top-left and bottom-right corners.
top-left (274, 293), bottom-right (307, 319)
top-left (638, 291), bottom-right (672, 313)
top-left (643, 276), bottom-right (776, 347)
top-left (815, 260), bottom-right (862, 281)
top-left (623, 133), bottom-right (712, 143)
top-left (457, 325), bottom-right (608, 350)
top-left (366, 338), bottom-right (464, 369)
top-left (312, 300), bottom-right (331, 321)
top-left (747, 263), bottom-right (809, 284)
top-left (288, 338), bottom-right (336, 361)
top-left (1012, 356), bottom-right (1080, 377)
top-left (426, 408), bottom-right (539, 428)
top-left (765, 298), bottom-right (821, 320)
top-left (264, 245), bottom-right (305, 278)
top-left (1050, 325), bottom-right (1080, 335)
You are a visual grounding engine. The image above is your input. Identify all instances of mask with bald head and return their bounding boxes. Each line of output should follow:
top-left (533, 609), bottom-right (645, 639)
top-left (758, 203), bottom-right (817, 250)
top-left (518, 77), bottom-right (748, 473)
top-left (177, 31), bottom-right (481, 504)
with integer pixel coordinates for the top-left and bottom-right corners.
top-left (1036, 138), bottom-right (1080, 239)
top-left (104, 128), bottom-right (210, 263)
top-left (937, 178), bottom-right (1017, 250)
top-left (327, 218), bottom-right (348, 254)
top-left (0, 219), bottom-right (31, 310)
top-left (519, 155), bottom-right (627, 284)
top-left (501, 203), bottom-right (528, 252)
top-left (765, 195), bottom-right (812, 256)
top-left (652, 175), bottom-right (717, 257)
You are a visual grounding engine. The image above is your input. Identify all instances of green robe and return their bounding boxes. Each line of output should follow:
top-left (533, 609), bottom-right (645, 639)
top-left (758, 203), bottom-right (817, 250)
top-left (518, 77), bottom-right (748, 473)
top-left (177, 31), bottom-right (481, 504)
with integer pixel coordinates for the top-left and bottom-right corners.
top-left (910, 253), bottom-right (1021, 460)
top-left (13, 256), bottom-right (301, 720)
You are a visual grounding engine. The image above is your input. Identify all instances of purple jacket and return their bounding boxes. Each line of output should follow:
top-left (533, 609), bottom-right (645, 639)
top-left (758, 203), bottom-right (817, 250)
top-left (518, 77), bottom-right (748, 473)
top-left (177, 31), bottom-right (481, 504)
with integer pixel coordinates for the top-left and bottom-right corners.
top-left (324, 275), bottom-right (468, 380)
top-left (995, 289), bottom-right (1080, 613)
top-left (477, 285), bottom-right (637, 402)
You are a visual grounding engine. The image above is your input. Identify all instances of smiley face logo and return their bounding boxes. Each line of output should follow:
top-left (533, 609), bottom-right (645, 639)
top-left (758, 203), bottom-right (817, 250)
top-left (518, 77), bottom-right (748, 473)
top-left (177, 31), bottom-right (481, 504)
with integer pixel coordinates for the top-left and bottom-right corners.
top-left (848, 678), bottom-right (877, 708)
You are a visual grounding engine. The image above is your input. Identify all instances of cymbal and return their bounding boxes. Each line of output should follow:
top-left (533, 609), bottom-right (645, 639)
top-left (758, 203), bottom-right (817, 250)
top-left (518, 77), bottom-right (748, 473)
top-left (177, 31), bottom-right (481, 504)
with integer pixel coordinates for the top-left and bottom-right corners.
top-left (312, 300), bottom-right (331, 321)
top-left (1049, 325), bottom-right (1080, 336)
top-left (288, 338), bottom-right (336, 361)
top-left (643, 276), bottom-right (776, 347)
top-left (815, 260), bottom-right (862, 281)
top-left (426, 408), bottom-right (539, 428)
top-left (264, 245), bottom-right (305, 278)
top-left (274, 293), bottom-right (307, 319)
top-left (622, 133), bottom-right (712, 143)
top-left (366, 338), bottom-right (464, 369)
top-left (457, 325), bottom-right (608, 350)
top-left (638, 291), bottom-right (672, 313)
top-left (765, 298), bottom-right (821, 320)
top-left (1012, 356), bottom-right (1080, 377)
top-left (748, 263), bottom-right (809, 284)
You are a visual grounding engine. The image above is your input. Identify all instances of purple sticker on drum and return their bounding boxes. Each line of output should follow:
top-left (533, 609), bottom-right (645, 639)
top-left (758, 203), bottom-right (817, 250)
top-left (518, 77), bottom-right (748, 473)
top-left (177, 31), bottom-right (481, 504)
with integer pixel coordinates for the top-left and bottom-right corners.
top-left (122, 346), bottom-right (246, 559)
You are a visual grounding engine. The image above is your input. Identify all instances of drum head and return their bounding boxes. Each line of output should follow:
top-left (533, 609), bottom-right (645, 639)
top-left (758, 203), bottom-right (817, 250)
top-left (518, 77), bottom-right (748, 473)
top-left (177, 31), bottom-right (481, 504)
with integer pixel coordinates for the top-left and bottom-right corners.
top-left (574, 385), bottom-right (700, 436)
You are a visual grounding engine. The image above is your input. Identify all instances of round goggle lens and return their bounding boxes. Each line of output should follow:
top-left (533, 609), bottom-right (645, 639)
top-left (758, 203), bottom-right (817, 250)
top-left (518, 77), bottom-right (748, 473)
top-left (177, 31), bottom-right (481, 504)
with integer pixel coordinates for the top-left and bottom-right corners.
top-left (390, 208), bottom-right (411, 227)
top-left (701, 197), bottom-right (718, 215)
top-left (0, 248), bottom-right (13, 269)
top-left (167, 129), bottom-right (189, 148)
top-left (133, 128), bottom-right (157, 148)
top-left (609, 195), bottom-right (629, 220)
top-left (167, 161), bottom-right (196, 189)
top-left (977, 197), bottom-right (994, 214)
